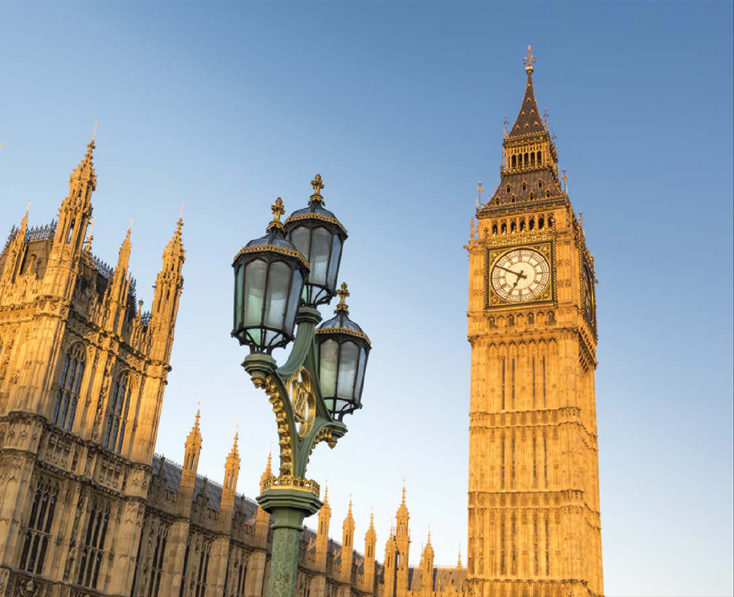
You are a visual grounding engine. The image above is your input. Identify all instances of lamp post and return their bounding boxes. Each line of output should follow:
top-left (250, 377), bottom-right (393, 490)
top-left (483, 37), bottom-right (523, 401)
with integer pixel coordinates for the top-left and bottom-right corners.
top-left (232, 177), bottom-right (371, 597)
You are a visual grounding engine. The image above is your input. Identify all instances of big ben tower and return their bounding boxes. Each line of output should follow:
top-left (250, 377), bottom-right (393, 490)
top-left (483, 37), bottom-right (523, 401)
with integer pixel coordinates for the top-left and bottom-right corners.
top-left (466, 48), bottom-right (603, 597)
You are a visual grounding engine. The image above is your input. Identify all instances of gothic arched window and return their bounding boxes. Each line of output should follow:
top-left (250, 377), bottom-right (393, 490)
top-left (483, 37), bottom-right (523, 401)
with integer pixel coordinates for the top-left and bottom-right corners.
top-left (19, 480), bottom-right (58, 575)
top-left (103, 373), bottom-right (133, 453)
top-left (53, 345), bottom-right (86, 431)
top-left (77, 502), bottom-right (109, 588)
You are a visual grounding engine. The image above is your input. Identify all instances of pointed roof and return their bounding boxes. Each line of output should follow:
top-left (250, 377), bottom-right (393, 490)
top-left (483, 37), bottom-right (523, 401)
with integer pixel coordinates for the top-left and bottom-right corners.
top-left (226, 429), bottom-right (240, 469)
top-left (259, 450), bottom-right (273, 493)
top-left (508, 47), bottom-right (545, 139)
top-left (344, 495), bottom-right (355, 528)
top-left (69, 136), bottom-right (97, 192)
top-left (186, 405), bottom-right (202, 448)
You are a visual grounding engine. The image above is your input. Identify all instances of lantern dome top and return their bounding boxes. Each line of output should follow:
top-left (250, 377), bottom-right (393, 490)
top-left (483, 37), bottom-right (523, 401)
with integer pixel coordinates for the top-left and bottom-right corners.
top-left (284, 174), bottom-right (348, 236)
top-left (316, 283), bottom-right (371, 345)
top-left (233, 198), bottom-right (310, 270)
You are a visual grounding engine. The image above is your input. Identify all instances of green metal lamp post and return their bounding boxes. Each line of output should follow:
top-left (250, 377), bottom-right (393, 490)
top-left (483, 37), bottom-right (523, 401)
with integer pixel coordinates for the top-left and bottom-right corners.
top-left (231, 177), bottom-right (371, 597)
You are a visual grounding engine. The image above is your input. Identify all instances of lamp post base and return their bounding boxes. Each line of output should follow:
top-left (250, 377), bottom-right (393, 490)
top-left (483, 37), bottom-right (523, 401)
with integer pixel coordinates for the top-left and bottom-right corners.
top-left (257, 488), bottom-right (323, 597)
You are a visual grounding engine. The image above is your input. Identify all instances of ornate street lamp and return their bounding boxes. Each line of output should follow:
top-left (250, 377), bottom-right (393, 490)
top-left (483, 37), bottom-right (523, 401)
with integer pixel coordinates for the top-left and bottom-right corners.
top-left (316, 283), bottom-right (371, 420)
top-left (284, 174), bottom-right (348, 306)
top-left (232, 198), bottom-right (309, 353)
top-left (232, 179), bottom-right (371, 597)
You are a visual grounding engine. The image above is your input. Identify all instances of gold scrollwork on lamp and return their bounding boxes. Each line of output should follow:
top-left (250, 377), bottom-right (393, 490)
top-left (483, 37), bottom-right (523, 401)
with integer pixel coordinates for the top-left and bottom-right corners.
top-left (286, 367), bottom-right (316, 439)
top-left (252, 374), bottom-right (294, 476)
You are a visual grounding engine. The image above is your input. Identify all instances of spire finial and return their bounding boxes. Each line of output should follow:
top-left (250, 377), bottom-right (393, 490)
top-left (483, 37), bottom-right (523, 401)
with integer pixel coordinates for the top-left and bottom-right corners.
top-left (401, 478), bottom-right (406, 505)
top-left (562, 169), bottom-right (568, 195)
top-left (178, 201), bottom-right (185, 229)
top-left (543, 108), bottom-right (549, 128)
top-left (195, 398), bottom-right (202, 426)
top-left (336, 282), bottom-right (350, 313)
top-left (579, 211), bottom-right (584, 226)
top-left (92, 121), bottom-right (98, 142)
top-left (524, 45), bottom-right (536, 74)
top-left (476, 181), bottom-right (483, 209)
top-left (310, 174), bottom-right (325, 203)
top-left (503, 115), bottom-right (508, 138)
top-left (268, 197), bottom-right (286, 232)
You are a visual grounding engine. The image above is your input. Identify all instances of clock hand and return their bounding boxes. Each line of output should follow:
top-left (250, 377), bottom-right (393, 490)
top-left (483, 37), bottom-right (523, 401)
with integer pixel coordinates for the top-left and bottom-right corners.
top-left (496, 265), bottom-right (527, 279)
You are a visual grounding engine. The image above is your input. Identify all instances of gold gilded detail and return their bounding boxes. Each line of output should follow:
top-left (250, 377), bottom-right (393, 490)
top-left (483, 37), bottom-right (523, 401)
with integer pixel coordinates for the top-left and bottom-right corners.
top-left (261, 474), bottom-right (321, 497)
top-left (252, 374), bottom-right (293, 476)
top-left (310, 428), bottom-right (337, 457)
top-left (284, 212), bottom-right (348, 236)
top-left (315, 326), bottom-right (371, 346)
top-left (310, 174), bottom-right (325, 203)
top-left (233, 244), bottom-right (310, 270)
top-left (286, 367), bottom-right (316, 439)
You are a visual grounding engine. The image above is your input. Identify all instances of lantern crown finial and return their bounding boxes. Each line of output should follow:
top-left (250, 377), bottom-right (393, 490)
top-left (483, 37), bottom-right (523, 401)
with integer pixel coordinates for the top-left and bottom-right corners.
top-left (310, 174), bottom-right (325, 203)
top-left (268, 197), bottom-right (286, 232)
top-left (336, 282), bottom-right (350, 313)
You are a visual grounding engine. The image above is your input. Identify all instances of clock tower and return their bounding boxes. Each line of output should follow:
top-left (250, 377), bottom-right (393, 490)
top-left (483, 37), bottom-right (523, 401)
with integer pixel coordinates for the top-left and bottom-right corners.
top-left (466, 48), bottom-right (603, 597)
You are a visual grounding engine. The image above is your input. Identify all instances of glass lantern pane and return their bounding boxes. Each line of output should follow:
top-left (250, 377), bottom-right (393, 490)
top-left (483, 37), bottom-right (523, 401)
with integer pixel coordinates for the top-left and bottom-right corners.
top-left (310, 227), bottom-right (331, 286)
top-left (337, 341), bottom-right (359, 399)
top-left (285, 269), bottom-right (302, 333)
top-left (290, 226), bottom-right (311, 261)
top-left (264, 261), bottom-right (290, 329)
top-left (354, 346), bottom-right (367, 403)
top-left (244, 260), bottom-right (267, 326)
top-left (327, 235), bottom-right (342, 290)
top-left (319, 339), bottom-right (339, 398)
top-left (235, 265), bottom-right (244, 328)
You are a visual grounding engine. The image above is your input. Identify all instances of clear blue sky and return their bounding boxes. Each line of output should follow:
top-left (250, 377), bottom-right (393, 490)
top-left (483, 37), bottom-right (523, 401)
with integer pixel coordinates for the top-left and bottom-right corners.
top-left (1, 2), bottom-right (732, 595)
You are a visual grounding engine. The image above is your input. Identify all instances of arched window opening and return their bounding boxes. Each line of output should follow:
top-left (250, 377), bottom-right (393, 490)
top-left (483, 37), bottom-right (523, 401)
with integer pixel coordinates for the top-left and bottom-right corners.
top-left (539, 217), bottom-right (545, 230)
top-left (528, 313), bottom-right (535, 325)
top-left (53, 345), bottom-right (86, 431)
top-left (511, 196), bottom-right (517, 204)
top-left (511, 155), bottom-right (517, 168)
top-left (67, 220), bottom-right (75, 244)
top-left (508, 315), bottom-right (515, 327)
top-left (501, 222), bottom-right (507, 234)
top-left (529, 192), bottom-right (535, 200)
top-left (522, 182), bottom-right (527, 192)
top-left (546, 190), bottom-right (551, 198)
top-left (492, 223), bottom-right (498, 235)
top-left (103, 373), bottom-right (133, 453)
top-left (524, 153), bottom-right (529, 166)
top-left (520, 219), bottom-right (526, 232)
top-left (538, 180), bottom-right (543, 189)
top-left (78, 504), bottom-right (109, 588)
top-left (20, 483), bottom-right (58, 575)
top-left (530, 153), bottom-right (536, 165)
top-left (506, 185), bottom-right (511, 195)
top-left (537, 151), bottom-right (543, 165)
top-left (548, 215), bottom-right (554, 228)
top-left (529, 217), bottom-right (535, 230)
top-left (510, 221), bottom-right (517, 233)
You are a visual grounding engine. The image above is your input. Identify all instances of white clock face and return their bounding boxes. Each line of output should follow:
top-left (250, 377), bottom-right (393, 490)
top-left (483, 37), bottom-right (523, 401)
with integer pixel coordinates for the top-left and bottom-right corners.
top-left (491, 248), bottom-right (551, 302)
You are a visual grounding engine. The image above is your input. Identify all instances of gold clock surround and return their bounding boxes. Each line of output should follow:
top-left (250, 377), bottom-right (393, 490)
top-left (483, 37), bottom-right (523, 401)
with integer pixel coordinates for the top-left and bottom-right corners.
top-left (484, 241), bottom-right (556, 309)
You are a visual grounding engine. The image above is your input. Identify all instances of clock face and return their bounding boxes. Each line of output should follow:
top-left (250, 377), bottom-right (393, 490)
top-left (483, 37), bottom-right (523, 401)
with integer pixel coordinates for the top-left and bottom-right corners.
top-left (491, 248), bottom-right (551, 302)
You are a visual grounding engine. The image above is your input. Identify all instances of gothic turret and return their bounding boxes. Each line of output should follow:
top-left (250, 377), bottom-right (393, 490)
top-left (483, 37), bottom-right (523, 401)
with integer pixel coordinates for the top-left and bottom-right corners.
top-left (180, 406), bottom-right (202, 492)
top-left (395, 484), bottom-right (411, 596)
top-left (363, 509), bottom-right (377, 592)
top-left (315, 484), bottom-right (332, 571)
top-left (341, 497), bottom-right (355, 586)
top-left (221, 429), bottom-right (240, 512)
top-left (44, 137), bottom-right (96, 298)
top-left (104, 227), bottom-right (133, 335)
top-left (149, 216), bottom-right (185, 362)
top-left (0, 206), bottom-right (29, 287)
top-left (383, 526), bottom-right (398, 597)
top-left (420, 531), bottom-right (435, 596)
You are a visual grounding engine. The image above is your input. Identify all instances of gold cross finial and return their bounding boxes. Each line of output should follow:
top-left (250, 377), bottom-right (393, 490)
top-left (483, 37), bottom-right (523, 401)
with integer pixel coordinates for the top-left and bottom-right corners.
top-left (524, 45), bottom-right (535, 73)
top-left (268, 197), bottom-right (286, 231)
top-left (336, 282), bottom-right (350, 312)
top-left (311, 174), bottom-right (325, 202)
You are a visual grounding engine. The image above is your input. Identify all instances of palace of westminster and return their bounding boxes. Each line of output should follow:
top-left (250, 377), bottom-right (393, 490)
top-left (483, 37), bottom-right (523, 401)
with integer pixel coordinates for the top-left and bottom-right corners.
top-left (0, 50), bottom-right (603, 597)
